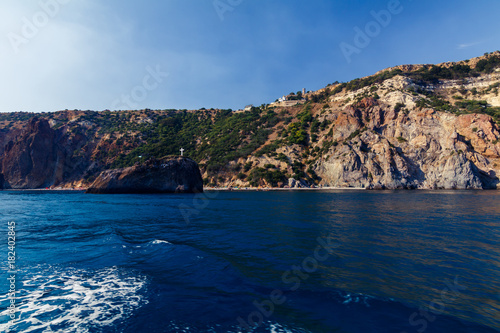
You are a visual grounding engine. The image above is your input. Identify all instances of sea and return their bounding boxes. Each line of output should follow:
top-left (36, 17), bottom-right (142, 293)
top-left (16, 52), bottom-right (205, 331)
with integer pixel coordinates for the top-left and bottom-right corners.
top-left (0, 190), bottom-right (499, 333)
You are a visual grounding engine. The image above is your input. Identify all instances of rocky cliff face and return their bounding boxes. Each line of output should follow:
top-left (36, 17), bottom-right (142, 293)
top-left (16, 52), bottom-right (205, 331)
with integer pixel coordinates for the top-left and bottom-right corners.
top-left (311, 100), bottom-right (499, 189)
top-left (1, 118), bottom-right (59, 189)
top-left (86, 156), bottom-right (203, 194)
top-left (0, 52), bottom-right (499, 190)
top-left (0, 116), bottom-right (99, 189)
top-left (221, 53), bottom-right (500, 189)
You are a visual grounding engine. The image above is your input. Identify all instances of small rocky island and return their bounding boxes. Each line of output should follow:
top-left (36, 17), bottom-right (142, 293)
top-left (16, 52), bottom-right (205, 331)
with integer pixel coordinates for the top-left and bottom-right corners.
top-left (86, 156), bottom-right (203, 194)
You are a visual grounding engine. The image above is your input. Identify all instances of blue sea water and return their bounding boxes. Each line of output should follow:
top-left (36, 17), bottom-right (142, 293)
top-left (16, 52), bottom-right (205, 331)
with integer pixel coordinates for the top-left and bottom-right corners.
top-left (0, 190), bottom-right (499, 333)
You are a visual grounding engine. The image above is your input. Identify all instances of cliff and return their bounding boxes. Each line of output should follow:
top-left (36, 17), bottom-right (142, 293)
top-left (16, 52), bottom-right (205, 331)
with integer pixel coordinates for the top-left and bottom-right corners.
top-left (312, 98), bottom-right (499, 189)
top-left (0, 117), bottom-right (96, 189)
top-left (1, 117), bottom-right (58, 189)
top-left (0, 52), bottom-right (499, 190)
top-left (86, 156), bottom-right (203, 194)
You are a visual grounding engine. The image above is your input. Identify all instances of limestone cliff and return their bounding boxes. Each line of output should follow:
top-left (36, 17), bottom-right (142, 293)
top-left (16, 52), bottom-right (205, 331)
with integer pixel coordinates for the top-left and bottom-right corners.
top-left (311, 99), bottom-right (499, 189)
top-left (0, 52), bottom-right (499, 190)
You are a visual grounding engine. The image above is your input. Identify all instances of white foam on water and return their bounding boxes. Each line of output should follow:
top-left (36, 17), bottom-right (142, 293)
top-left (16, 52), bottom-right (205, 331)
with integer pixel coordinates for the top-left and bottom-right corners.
top-left (150, 239), bottom-right (172, 245)
top-left (0, 266), bottom-right (148, 332)
top-left (341, 292), bottom-right (373, 307)
top-left (269, 322), bottom-right (298, 333)
top-left (164, 321), bottom-right (311, 333)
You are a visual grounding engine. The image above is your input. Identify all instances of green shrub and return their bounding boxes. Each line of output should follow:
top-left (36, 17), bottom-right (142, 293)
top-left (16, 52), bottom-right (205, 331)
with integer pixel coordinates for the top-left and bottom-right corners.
top-left (244, 162), bottom-right (253, 172)
top-left (476, 55), bottom-right (500, 73)
top-left (248, 167), bottom-right (287, 187)
top-left (397, 136), bottom-right (407, 143)
top-left (277, 153), bottom-right (289, 163)
top-left (287, 123), bottom-right (307, 145)
top-left (346, 128), bottom-right (366, 141)
top-left (394, 103), bottom-right (405, 112)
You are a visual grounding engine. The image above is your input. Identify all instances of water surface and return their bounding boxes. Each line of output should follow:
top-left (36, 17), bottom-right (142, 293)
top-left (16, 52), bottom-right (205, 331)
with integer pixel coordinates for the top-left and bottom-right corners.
top-left (0, 190), bottom-right (499, 332)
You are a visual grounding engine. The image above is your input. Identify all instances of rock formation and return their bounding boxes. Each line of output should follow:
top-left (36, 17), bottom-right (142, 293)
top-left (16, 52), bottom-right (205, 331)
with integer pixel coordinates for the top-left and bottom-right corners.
top-left (0, 52), bottom-right (499, 190)
top-left (312, 100), bottom-right (500, 189)
top-left (86, 156), bottom-right (203, 194)
top-left (1, 117), bottom-right (58, 189)
top-left (0, 116), bottom-right (103, 189)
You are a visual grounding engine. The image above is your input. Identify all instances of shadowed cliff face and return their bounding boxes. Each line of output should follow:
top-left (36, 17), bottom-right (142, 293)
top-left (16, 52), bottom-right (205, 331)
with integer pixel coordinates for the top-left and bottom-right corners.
top-left (0, 116), bottom-right (204, 191)
top-left (0, 117), bottom-right (100, 189)
top-left (1, 118), bottom-right (58, 189)
top-left (86, 156), bottom-right (203, 194)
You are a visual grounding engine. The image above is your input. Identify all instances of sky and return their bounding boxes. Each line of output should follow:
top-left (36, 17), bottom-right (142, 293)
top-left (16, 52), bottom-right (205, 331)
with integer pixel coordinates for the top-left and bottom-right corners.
top-left (0, 0), bottom-right (499, 113)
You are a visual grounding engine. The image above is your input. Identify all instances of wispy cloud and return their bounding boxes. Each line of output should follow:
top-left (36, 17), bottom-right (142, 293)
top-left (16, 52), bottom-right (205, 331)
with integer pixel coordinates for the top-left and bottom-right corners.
top-left (457, 41), bottom-right (484, 50)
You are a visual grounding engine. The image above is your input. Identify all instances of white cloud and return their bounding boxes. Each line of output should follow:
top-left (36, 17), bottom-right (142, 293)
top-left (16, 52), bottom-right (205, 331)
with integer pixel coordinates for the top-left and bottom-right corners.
top-left (457, 41), bottom-right (484, 50)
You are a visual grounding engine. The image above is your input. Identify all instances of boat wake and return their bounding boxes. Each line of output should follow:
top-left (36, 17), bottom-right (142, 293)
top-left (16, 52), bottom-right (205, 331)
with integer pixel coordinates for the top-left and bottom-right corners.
top-left (0, 266), bottom-right (148, 332)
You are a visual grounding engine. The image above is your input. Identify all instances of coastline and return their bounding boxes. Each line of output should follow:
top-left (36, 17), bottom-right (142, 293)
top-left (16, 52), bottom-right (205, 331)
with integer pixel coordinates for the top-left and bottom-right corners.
top-left (204, 186), bottom-right (366, 191)
top-left (1, 188), bottom-right (86, 192)
top-left (2, 186), bottom-right (497, 192)
top-left (1, 187), bottom-right (366, 192)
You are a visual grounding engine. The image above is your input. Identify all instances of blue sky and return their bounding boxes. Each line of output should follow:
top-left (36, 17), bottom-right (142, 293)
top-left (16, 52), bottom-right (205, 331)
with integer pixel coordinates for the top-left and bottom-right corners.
top-left (0, 0), bottom-right (499, 112)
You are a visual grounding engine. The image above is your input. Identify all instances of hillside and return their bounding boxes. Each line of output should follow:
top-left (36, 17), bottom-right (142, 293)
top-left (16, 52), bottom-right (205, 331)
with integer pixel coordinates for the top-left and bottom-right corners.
top-left (1, 51), bottom-right (500, 190)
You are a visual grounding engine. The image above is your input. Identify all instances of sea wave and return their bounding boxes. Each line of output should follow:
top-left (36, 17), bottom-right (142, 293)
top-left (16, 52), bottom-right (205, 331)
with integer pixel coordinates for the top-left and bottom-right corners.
top-left (0, 266), bottom-right (148, 333)
top-left (150, 239), bottom-right (173, 245)
top-left (340, 292), bottom-right (375, 306)
top-left (161, 321), bottom-right (312, 333)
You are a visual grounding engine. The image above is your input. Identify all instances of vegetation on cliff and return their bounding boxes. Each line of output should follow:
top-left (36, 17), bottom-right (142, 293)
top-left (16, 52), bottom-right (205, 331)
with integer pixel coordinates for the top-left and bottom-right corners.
top-left (1, 52), bottom-right (500, 189)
